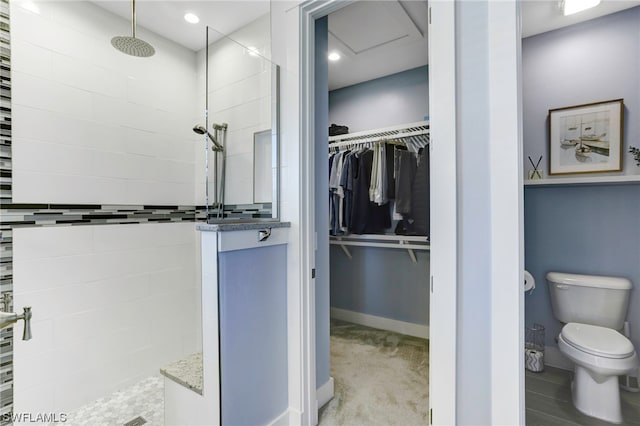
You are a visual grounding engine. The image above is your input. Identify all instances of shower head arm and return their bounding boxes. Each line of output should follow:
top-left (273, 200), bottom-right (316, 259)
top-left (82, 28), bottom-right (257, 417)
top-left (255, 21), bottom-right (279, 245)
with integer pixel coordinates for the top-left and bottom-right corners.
top-left (131, 0), bottom-right (136, 38)
top-left (207, 132), bottom-right (224, 152)
top-left (206, 131), bottom-right (224, 152)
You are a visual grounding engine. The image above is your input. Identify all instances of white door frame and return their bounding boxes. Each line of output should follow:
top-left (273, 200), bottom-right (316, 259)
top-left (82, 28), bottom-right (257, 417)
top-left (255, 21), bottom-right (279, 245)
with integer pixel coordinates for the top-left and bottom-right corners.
top-left (298, 0), bottom-right (457, 424)
top-left (297, 2), bottom-right (355, 425)
top-left (427, 2), bottom-right (458, 424)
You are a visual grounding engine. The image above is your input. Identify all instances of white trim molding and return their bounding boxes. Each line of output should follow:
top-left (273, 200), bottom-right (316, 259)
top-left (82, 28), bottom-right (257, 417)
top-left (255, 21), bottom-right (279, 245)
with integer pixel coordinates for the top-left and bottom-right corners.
top-left (316, 377), bottom-right (335, 410)
top-left (267, 408), bottom-right (297, 426)
top-left (330, 308), bottom-right (429, 339)
top-left (487, 1), bottom-right (525, 424)
top-left (297, 1), bottom-right (354, 425)
top-left (427, 1), bottom-right (458, 424)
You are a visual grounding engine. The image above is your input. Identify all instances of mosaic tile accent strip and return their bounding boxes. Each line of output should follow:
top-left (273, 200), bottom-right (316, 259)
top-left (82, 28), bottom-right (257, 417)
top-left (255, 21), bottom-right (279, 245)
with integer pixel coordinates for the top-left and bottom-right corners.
top-left (0, 202), bottom-right (272, 228)
top-left (221, 203), bottom-right (272, 220)
top-left (0, 0), bottom-right (11, 421)
top-left (1, 203), bottom-right (200, 227)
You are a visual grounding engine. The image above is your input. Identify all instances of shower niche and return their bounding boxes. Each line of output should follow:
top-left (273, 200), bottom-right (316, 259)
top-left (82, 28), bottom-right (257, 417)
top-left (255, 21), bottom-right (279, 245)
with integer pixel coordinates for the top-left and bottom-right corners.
top-left (197, 25), bottom-right (280, 223)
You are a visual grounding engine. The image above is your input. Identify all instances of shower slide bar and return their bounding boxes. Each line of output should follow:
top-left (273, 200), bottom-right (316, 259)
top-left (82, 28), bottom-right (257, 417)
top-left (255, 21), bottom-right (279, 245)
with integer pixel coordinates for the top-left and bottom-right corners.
top-left (329, 234), bottom-right (430, 263)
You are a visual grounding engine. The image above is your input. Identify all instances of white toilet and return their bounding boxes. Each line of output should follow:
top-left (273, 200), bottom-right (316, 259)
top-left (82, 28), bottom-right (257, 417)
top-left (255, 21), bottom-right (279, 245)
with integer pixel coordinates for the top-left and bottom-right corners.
top-left (547, 272), bottom-right (638, 424)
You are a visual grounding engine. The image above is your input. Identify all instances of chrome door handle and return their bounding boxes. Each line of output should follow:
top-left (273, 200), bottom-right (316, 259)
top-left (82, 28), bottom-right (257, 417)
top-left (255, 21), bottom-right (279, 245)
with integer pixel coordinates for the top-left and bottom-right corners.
top-left (258, 228), bottom-right (271, 242)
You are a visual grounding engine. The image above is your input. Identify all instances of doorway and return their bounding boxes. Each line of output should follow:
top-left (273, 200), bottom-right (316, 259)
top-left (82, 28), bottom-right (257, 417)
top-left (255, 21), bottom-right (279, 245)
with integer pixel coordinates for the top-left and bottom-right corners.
top-left (313, 2), bottom-right (430, 423)
top-left (295, 1), bottom-right (523, 425)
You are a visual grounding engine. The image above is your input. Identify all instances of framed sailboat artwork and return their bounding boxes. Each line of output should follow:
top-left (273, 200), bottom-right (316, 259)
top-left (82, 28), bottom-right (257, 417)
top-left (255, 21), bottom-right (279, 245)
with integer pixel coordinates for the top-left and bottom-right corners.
top-left (548, 99), bottom-right (624, 175)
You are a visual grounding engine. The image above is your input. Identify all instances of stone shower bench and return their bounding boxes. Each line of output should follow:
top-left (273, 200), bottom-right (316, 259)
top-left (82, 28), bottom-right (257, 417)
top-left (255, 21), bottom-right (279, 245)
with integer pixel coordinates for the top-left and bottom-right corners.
top-left (160, 352), bottom-right (203, 395)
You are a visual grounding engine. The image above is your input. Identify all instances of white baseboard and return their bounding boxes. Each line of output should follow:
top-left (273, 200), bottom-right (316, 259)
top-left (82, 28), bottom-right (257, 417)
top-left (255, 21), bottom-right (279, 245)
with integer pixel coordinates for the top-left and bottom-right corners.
top-left (330, 307), bottom-right (429, 339)
top-left (317, 377), bottom-right (334, 409)
top-left (543, 345), bottom-right (573, 371)
top-left (268, 408), bottom-right (296, 426)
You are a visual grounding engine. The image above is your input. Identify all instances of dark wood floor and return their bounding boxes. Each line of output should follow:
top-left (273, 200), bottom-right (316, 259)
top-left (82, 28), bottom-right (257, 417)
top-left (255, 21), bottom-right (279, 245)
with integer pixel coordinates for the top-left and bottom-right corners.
top-left (526, 366), bottom-right (640, 425)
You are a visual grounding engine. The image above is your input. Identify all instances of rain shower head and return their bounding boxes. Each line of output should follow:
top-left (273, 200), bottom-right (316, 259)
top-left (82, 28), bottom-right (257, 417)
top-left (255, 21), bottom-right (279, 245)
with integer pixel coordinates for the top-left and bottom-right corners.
top-left (193, 125), bottom-right (224, 152)
top-left (111, 0), bottom-right (155, 58)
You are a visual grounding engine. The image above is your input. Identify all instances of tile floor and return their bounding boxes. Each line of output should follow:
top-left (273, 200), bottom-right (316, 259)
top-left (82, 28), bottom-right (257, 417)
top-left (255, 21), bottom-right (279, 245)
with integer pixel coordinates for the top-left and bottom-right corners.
top-left (51, 341), bottom-right (640, 426)
top-left (526, 366), bottom-right (640, 426)
top-left (53, 376), bottom-right (164, 426)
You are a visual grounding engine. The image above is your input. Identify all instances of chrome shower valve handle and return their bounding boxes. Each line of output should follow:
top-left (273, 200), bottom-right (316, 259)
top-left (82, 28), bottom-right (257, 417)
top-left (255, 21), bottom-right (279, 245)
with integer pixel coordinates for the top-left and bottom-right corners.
top-left (0, 306), bottom-right (32, 341)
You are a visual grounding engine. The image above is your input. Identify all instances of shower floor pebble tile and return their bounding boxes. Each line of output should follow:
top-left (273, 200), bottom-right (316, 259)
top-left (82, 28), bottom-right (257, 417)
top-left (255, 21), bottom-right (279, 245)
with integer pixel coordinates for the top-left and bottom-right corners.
top-left (52, 376), bottom-right (164, 426)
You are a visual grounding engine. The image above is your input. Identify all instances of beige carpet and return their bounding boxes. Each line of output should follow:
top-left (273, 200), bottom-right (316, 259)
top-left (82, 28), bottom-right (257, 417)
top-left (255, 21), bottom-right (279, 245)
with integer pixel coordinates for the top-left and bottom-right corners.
top-left (319, 320), bottom-right (429, 426)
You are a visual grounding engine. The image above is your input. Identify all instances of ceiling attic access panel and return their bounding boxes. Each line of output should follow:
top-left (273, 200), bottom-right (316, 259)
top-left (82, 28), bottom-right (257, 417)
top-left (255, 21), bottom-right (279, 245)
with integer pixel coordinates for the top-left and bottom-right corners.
top-left (327, 0), bottom-right (428, 91)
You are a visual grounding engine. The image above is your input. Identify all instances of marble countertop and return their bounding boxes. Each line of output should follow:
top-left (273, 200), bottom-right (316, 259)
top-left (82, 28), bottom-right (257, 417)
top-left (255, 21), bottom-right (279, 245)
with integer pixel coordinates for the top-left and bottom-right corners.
top-left (197, 221), bottom-right (291, 232)
top-left (160, 352), bottom-right (203, 395)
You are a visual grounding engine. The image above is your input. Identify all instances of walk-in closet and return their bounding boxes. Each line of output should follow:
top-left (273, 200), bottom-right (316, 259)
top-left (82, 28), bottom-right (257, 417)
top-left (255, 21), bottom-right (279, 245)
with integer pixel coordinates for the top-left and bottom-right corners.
top-left (313, 2), bottom-right (431, 423)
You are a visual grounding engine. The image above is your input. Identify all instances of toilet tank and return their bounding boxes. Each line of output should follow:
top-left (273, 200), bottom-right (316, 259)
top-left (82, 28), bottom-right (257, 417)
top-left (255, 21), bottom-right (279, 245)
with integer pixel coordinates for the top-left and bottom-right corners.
top-left (546, 272), bottom-right (632, 330)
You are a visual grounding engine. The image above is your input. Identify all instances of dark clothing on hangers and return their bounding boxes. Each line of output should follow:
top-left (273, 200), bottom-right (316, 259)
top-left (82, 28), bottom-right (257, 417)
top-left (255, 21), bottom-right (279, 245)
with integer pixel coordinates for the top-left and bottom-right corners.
top-left (350, 149), bottom-right (391, 234)
top-left (410, 148), bottom-right (430, 236)
top-left (340, 152), bottom-right (355, 230)
top-left (385, 143), bottom-right (396, 199)
top-left (329, 151), bottom-right (345, 235)
top-left (393, 147), bottom-right (430, 237)
top-left (394, 148), bottom-right (417, 214)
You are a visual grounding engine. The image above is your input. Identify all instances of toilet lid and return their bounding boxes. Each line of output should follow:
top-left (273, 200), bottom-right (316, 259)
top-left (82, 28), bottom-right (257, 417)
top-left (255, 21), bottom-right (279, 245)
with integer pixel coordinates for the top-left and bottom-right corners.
top-left (561, 323), bottom-right (635, 359)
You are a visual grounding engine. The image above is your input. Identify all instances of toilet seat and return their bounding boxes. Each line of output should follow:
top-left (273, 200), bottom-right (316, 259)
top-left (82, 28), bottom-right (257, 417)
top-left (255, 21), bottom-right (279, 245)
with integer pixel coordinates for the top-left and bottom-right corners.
top-left (561, 323), bottom-right (635, 359)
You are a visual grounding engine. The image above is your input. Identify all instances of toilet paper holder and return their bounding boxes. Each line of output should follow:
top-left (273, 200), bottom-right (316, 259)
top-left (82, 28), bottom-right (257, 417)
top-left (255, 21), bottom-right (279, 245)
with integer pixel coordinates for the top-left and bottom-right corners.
top-left (524, 270), bottom-right (536, 293)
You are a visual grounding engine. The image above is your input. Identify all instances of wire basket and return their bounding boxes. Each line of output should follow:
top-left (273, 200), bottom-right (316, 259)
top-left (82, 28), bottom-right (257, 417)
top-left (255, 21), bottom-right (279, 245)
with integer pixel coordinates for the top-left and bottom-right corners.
top-left (525, 323), bottom-right (545, 372)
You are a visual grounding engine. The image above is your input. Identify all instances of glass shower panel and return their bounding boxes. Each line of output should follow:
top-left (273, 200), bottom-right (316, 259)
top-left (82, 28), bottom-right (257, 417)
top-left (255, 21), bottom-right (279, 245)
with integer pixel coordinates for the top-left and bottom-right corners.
top-left (198, 24), bottom-right (279, 223)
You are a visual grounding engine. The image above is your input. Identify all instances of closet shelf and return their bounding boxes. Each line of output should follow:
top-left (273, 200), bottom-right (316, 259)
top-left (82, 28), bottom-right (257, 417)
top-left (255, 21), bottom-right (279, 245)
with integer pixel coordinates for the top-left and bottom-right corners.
top-left (328, 120), bottom-right (429, 149)
top-left (329, 234), bottom-right (430, 263)
top-left (524, 174), bottom-right (640, 187)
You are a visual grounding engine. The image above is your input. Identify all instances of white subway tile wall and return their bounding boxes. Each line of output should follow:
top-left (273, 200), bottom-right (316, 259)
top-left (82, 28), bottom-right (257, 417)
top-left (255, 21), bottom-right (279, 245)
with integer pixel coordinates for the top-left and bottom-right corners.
top-left (12, 223), bottom-right (201, 415)
top-left (11, 1), bottom-right (198, 206)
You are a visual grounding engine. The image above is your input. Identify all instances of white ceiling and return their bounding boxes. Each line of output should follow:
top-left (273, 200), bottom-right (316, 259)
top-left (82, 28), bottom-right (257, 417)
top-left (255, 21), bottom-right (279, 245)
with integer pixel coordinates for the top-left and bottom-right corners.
top-left (89, 0), bottom-right (640, 90)
top-left (90, 0), bottom-right (270, 51)
top-left (521, 0), bottom-right (640, 37)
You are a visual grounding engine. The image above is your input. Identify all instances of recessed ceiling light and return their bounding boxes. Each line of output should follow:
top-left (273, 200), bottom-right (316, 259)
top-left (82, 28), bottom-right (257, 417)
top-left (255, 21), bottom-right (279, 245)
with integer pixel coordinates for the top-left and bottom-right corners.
top-left (328, 52), bottom-right (341, 62)
top-left (560, 0), bottom-right (600, 16)
top-left (184, 13), bottom-right (200, 24)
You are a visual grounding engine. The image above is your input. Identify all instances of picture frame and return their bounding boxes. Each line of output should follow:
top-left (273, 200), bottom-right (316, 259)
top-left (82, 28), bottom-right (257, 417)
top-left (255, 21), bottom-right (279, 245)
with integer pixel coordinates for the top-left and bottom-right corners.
top-left (548, 99), bottom-right (624, 175)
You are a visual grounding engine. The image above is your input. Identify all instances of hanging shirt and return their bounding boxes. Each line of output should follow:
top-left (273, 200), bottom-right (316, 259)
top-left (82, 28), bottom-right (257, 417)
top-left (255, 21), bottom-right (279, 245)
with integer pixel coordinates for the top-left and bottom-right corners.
top-left (410, 148), bottom-right (430, 237)
top-left (394, 147), bottom-right (417, 215)
top-left (351, 149), bottom-right (391, 234)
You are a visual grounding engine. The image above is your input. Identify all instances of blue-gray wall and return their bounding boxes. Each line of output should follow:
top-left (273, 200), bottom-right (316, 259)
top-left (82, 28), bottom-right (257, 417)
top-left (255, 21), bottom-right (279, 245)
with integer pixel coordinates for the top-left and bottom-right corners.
top-left (329, 65), bottom-right (429, 133)
top-left (219, 245), bottom-right (288, 425)
top-left (523, 7), bottom-right (640, 177)
top-left (523, 7), bottom-right (640, 354)
top-left (328, 66), bottom-right (430, 327)
top-left (330, 247), bottom-right (429, 324)
top-left (525, 186), bottom-right (640, 350)
top-left (314, 16), bottom-right (331, 391)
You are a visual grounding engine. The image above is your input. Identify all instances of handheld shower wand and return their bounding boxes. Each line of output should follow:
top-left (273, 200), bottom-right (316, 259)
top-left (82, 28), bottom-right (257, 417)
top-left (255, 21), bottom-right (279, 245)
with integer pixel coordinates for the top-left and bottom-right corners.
top-left (192, 125), bottom-right (224, 152)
